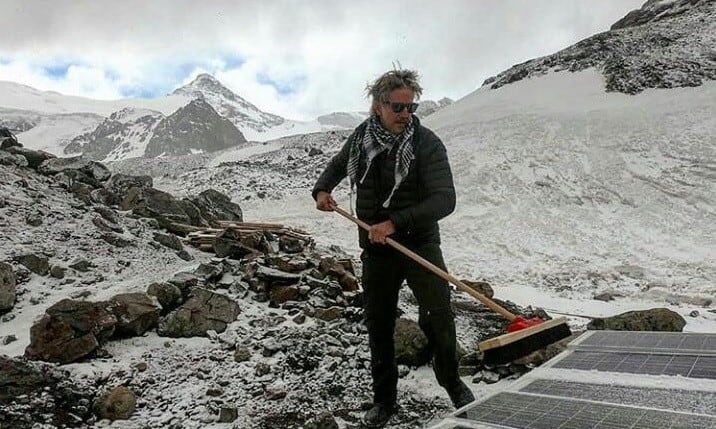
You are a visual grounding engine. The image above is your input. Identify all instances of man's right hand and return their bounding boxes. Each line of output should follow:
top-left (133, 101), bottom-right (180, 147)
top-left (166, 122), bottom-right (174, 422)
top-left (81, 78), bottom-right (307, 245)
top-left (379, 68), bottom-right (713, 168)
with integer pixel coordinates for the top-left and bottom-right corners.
top-left (315, 191), bottom-right (337, 211)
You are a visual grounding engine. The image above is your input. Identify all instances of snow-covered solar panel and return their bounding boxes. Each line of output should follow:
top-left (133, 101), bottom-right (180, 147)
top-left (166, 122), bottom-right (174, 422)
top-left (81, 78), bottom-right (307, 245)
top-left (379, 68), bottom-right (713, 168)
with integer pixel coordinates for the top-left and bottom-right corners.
top-left (455, 392), bottom-right (716, 429)
top-left (571, 331), bottom-right (716, 355)
top-left (520, 379), bottom-right (716, 416)
top-left (552, 350), bottom-right (716, 379)
top-left (430, 331), bottom-right (716, 429)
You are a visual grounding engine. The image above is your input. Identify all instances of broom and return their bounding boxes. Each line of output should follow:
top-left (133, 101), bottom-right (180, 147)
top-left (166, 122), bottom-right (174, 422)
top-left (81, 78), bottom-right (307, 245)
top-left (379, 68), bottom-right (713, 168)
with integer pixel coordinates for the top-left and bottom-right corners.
top-left (333, 206), bottom-right (571, 365)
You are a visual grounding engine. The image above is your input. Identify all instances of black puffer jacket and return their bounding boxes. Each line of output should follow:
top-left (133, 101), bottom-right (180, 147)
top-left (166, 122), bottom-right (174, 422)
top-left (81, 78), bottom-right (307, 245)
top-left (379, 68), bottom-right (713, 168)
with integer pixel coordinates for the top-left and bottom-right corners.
top-left (312, 116), bottom-right (456, 249)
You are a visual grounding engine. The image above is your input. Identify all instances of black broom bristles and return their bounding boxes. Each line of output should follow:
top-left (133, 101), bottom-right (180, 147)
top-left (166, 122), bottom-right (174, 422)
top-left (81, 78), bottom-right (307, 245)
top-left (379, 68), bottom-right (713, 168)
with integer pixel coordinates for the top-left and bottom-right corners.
top-left (480, 322), bottom-right (572, 365)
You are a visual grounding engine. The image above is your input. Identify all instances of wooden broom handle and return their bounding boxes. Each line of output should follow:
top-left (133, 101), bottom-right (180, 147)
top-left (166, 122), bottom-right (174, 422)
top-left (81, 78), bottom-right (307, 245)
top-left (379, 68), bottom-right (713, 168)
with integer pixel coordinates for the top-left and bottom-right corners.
top-left (333, 206), bottom-right (516, 321)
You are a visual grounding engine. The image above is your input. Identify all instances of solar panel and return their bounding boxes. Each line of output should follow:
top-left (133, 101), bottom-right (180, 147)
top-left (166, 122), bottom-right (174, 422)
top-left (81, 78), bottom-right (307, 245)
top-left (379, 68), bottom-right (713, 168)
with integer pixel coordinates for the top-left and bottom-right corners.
top-left (520, 379), bottom-right (716, 416)
top-left (456, 392), bottom-right (716, 429)
top-left (573, 331), bottom-right (716, 355)
top-left (553, 350), bottom-right (716, 379)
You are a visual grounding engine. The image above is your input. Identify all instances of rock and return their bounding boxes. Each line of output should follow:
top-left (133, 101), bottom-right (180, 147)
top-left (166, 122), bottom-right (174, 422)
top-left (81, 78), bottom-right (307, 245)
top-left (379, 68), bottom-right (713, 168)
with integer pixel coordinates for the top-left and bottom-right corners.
top-left (16, 254), bottom-right (50, 276)
top-left (305, 412), bottom-right (339, 429)
top-left (25, 212), bottom-right (43, 226)
top-left (24, 299), bottom-right (118, 363)
top-left (255, 362), bottom-right (271, 376)
top-left (0, 355), bottom-right (96, 427)
top-left (94, 206), bottom-right (120, 224)
top-left (6, 146), bottom-right (56, 169)
top-left (594, 292), bottom-right (617, 302)
top-left (122, 187), bottom-right (206, 232)
top-left (153, 232), bottom-right (183, 251)
top-left (93, 216), bottom-right (123, 233)
top-left (219, 407), bottom-right (238, 423)
top-left (184, 188), bottom-right (243, 225)
top-left (587, 308), bottom-right (686, 332)
top-left (0, 262), bottom-right (16, 312)
top-left (194, 263), bottom-right (223, 282)
top-left (394, 318), bottom-right (430, 367)
top-left (0, 150), bottom-right (28, 167)
top-left (101, 232), bottom-right (133, 247)
top-left (0, 127), bottom-right (20, 149)
top-left (105, 173), bottom-right (153, 196)
top-left (315, 306), bottom-right (342, 322)
top-left (146, 282), bottom-right (183, 314)
top-left (338, 272), bottom-right (359, 292)
top-left (69, 258), bottom-right (96, 272)
top-left (95, 385), bottom-right (136, 421)
top-left (472, 370), bottom-right (500, 384)
top-left (689, 310), bottom-right (700, 318)
top-left (461, 279), bottom-right (494, 299)
top-left (168, 272), bottom-right (200, 300)
top-left (157, 288), bottom-right (240, 337)
top-left (176, 249), bottom-right (194, 261)
top-left (279, 235), bottom-right (305, 253)
top-left (264, 381), bottom-right (287, 400)
top-left (270, 285), bottom-right (299, 305)
top-left (109, 293), bottom-right (162, 337)
top-left (2, 334), bottom-right (17, 345)
top-left (49, 265), bottom-right (66, 279)
top-left (234, 346), bottom-right (252, 363)
top-left (38, 155), bottom-right (110, 182)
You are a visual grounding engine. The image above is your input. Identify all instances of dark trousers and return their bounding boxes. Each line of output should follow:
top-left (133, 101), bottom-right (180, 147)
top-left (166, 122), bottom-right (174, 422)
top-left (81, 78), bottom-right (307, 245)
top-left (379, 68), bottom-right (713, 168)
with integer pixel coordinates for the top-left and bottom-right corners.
top-left (361, 242), bottom-right (460, 406)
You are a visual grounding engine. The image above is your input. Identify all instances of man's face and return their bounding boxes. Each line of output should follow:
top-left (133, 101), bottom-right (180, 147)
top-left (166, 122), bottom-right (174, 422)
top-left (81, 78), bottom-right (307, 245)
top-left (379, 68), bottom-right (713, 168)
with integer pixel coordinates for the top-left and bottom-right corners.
top-left (376, 87), bottom-right (415, 134)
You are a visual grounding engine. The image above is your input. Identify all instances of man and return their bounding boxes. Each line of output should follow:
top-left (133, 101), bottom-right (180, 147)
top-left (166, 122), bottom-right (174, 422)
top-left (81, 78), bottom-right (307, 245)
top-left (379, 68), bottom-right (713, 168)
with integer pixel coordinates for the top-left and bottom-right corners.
top-left (312, 69), bottom-right (474, 428)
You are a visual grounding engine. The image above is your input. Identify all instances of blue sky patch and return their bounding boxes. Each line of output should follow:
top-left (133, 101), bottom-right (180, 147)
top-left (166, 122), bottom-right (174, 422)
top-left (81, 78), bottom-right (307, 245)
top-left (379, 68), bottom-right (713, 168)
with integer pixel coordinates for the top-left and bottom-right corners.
top-left (257, 72), bottom-right (305, 96)
top-left (42, 62), bottom-right (73, 78)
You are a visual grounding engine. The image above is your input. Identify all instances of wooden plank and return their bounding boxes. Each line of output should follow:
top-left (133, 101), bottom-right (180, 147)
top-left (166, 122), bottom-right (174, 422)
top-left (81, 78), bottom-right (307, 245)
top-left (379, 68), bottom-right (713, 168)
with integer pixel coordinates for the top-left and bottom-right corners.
top-left (478, 317), bottom-right (568, 350)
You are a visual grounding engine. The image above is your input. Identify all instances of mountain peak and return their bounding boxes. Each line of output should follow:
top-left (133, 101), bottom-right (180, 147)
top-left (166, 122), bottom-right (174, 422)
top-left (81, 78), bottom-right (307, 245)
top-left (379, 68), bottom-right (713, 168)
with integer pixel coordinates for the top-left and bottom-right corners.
top-left (173, 73), bottom-right (232, 97)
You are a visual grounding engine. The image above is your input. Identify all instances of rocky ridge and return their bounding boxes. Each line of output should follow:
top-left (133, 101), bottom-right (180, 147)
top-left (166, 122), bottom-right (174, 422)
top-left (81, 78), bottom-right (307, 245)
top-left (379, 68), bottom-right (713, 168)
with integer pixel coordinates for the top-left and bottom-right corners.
top-left (483, 0), bottom-right (716, 94)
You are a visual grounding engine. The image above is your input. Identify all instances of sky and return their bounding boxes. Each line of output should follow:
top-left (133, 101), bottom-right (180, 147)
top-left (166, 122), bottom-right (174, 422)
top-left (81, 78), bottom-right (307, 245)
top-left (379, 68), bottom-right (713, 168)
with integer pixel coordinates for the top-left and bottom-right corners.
top-left (0, 0), bottom-right (644, 120)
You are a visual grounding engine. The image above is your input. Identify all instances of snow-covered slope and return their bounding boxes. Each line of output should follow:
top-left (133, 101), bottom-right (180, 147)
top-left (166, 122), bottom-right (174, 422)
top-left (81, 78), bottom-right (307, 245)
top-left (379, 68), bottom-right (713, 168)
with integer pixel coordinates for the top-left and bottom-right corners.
top-left (427, 69), bottom-right (715, 306)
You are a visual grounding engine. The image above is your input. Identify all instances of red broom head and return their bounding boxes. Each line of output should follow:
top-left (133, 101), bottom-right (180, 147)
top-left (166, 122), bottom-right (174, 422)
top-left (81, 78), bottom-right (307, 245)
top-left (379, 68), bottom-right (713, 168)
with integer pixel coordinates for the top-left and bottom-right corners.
top-left (506, 316), bottom-right (545, 332)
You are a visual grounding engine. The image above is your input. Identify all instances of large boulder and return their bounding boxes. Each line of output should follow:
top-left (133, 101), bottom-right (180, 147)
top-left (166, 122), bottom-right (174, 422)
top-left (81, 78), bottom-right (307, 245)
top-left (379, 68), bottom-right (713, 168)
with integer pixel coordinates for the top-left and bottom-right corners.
top-left (0, 127), bottom-right (20, 150)
top-left (185, 188), bottom-right (243, 225)
top-left (0, 262), bottom-right (16, 312)
top-left (157, 288), bottom-right (240, 337)
top-left (120, 187), bottom-right (205, 232)
top-left (587, 308), bottom-right (686, 332)
top-left (109, 293), bottom-right (162, 337)
top-left (105, 173), bottom-right (153, 197)
top-left (0, 150), bottom-right (28, 167)
top-left (24, 299), bottom-right (118, 363)
top-left (37, 155), bottom-right (111, 182)
top-left (5, 146), bottom-right (56, 169)
top-left (16, 253), bottom-right (50, 276)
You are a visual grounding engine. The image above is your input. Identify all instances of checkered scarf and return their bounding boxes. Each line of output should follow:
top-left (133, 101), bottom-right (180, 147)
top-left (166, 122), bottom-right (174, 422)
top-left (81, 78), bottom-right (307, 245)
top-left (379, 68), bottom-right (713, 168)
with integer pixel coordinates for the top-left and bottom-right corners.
top-left (347, 115), bottom-right (415, 209)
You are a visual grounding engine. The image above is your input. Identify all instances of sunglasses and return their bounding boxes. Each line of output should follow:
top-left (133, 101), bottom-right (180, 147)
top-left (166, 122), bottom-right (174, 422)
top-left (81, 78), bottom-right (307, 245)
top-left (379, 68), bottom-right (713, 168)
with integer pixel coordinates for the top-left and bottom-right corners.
top-left (384, 101), bottom-right (419, 113)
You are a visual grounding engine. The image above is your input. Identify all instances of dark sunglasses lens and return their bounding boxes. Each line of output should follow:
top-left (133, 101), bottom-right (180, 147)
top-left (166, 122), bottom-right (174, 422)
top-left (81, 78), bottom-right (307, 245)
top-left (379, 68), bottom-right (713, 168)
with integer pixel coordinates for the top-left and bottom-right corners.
top-left (389, 102), bottom-right (419, 113)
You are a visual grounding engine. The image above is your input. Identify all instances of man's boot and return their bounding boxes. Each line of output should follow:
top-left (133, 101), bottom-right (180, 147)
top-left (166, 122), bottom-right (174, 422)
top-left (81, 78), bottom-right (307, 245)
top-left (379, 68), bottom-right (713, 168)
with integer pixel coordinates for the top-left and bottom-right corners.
top-left (362, 402), bottom-right (397, 428)
top-left (447, 379), bottom-right (475, 409)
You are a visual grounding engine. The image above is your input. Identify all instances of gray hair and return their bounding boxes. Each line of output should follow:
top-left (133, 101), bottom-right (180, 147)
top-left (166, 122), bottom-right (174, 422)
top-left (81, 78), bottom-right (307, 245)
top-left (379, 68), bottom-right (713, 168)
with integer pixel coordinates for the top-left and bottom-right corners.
top-left (366, 69), bottom-right (423, 115)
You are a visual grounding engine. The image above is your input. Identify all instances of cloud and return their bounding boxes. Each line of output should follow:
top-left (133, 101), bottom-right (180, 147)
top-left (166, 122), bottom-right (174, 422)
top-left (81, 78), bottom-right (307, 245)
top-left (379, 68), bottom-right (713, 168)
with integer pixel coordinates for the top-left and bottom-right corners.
top-left (0, 0), bottom-right (644, 120)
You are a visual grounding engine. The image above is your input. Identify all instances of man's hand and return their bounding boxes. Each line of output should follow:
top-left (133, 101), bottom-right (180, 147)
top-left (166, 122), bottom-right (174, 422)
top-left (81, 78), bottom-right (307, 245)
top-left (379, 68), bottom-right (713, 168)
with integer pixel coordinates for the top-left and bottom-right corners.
top-left (368, 220), bottom-right (396, 245)
top-left (315, 191), bottom-right (337, 211)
